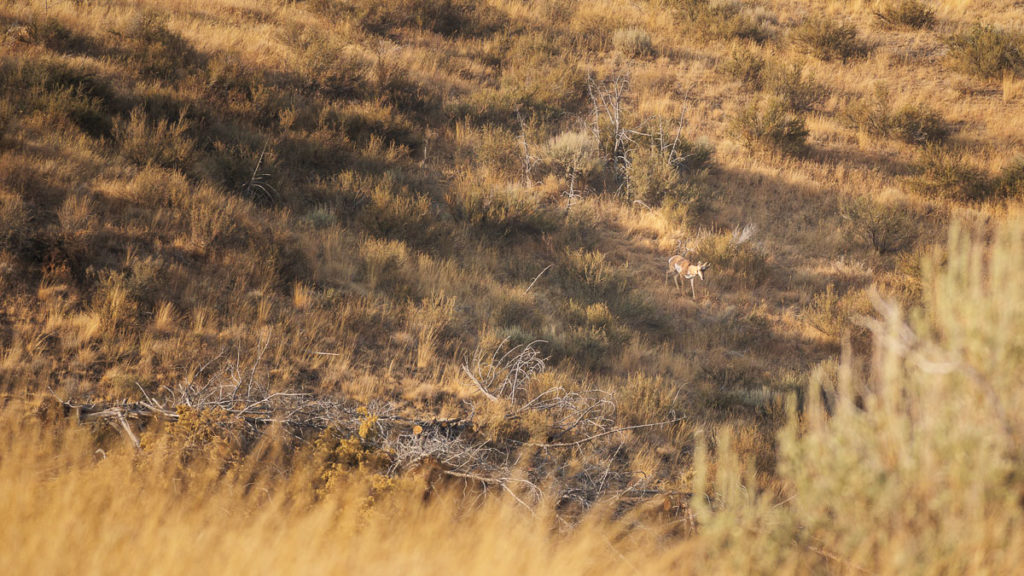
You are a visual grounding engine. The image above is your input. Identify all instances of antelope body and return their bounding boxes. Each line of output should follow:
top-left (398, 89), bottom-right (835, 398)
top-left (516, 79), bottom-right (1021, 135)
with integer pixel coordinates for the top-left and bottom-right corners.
top-left (667, 255), bottom-right (710, 299)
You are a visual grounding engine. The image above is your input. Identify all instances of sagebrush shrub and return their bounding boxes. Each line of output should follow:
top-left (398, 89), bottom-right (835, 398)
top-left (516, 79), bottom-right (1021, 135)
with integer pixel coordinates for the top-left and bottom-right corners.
top-left (723, 49), bottom-right (825, 111)
top-left (677, 0), bottom-right (773, 42)
top-left (993, 159), bottom-right (1024, 200)
top-left (791, 17), bottom-right (868, 61)
top-left (946, 24), bottom-right (1024, 79)
top-left (845, 87), bottom-right (951, 145)
top-left (626, 146), bottom-right (683, 206)
top-left (874, 0), bottom-right (935, 29)
top-left (804, 284), bottom-right (873, 340)
top-left (843, 196), bottom-right (916, 254)
top-left (612, 27), bottom-right (655, 58)
top-left (348, 0), bottom-right (507, 38)
top-left (762, 62), bottom-right (825, 111)
top-left (889, 104), bottom-right (950, 144)
top-left (721, 45), bottom-right (766, 88)
top-left (909, 146), bottom-right (993, 202)
top-left (843, 86), bottom-right (893, 137)
top-left (731, 98), bottom-right (809, 155)
top-left (622, 126), bottom-right (712, 206)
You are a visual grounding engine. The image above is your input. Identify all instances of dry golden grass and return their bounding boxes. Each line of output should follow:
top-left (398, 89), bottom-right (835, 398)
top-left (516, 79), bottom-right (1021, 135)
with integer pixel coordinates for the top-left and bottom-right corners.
top-left (0, 0), bottom-right (1023, 571)
top-left (4, 222), bottom-right (1023, 574)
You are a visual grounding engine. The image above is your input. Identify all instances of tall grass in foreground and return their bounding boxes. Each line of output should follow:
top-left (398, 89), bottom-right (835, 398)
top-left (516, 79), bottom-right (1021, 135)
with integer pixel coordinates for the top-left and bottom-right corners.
top-left (2, 223), bottom-right (1023, 574)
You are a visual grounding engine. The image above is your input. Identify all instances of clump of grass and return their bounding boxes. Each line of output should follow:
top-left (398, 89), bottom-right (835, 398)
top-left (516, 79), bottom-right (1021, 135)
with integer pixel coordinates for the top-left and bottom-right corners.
top-left (0, 100), bottom-right (12, 140)
top-left (804, 284), bottom-right (873, 341)
top-left (349, 0), bottom-right (507, 38)
top-left (874, 0), bottom-right (936, 29)
top-left (123, 12), bottom-right (201, 78)
top-left (445, 178), bottom-right (553, 239)
top-left (545, 130), bottom-right (600, 214)
top-left (0, 192), bottom-right (27, 249)
top-left (690, 226), bottom-right (771, 289)
top-left (842, 196), bottom-right (917, 254)
top-left (612, 27), bottom-right (655, 58)
top-left (359, 237), bottom-right (415, 297)
top-left (545, 130), bottom-right (600, 180)
top-left (559, 247), bottom-right (626, 303)
top-left (302, 205), bottom-right (337, 230)
top-left (357, 177), bottom-right (435, 243)
top-left (57, 194), bottom-right (96, 258)
top-left (945, 24), bottom-right (1024, 79)
top-left (114, 107), bottom-right (194, 168)
top-left (731, 97), bottom-right (809, 156)
top-left (791, 17), bottom-right (869, 61)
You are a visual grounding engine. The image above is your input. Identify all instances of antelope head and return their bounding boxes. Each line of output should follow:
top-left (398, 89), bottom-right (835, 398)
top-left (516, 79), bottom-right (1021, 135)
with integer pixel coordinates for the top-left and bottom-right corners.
top-left (695, 261), bottom-right (710, 280)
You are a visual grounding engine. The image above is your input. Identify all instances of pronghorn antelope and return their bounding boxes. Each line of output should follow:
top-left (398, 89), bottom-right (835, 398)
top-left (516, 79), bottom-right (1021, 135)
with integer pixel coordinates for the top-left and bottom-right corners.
top-left (667, 254), bottom-right (711, 299)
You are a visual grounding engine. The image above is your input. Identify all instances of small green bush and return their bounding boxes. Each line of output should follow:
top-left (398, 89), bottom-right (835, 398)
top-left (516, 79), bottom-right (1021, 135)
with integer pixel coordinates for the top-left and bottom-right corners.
top-left (874, 0), bottom-right (936, 29)
top-left (612, 27), bottom-right (655, 58)
top-left (946, 24), bottom-right (1024, 79)
top-left (791, 17), bottom-right (868, 61)
top-left (731, 98), bottom-right (809, 156)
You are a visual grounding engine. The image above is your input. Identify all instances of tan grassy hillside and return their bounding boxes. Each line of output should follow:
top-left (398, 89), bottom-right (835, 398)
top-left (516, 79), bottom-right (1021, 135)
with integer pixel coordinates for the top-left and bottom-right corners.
top-left (4, 222), bottom-right (1024, 574)
top-left (1, 0), bottom-right (1023, 571)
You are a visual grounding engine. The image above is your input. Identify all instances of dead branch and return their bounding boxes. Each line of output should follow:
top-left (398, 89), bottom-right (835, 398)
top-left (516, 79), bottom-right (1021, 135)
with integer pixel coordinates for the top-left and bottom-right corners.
top-left (519, 416), bottom-right (686, 449)
top-left (461, 339), bottom-right (547, 405)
